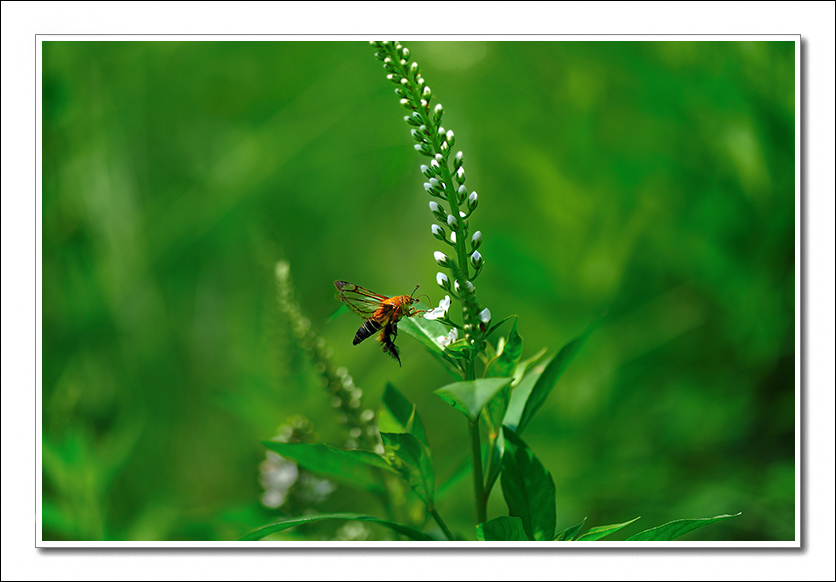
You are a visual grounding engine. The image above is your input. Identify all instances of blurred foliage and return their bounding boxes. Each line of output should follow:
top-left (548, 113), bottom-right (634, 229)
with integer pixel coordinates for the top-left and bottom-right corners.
top-left (41, 40), bottom-right (795, 541)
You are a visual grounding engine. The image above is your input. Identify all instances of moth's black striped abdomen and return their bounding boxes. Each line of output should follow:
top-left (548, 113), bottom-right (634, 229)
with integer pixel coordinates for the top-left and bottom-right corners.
top-left (353, 318), bottom-right (382, 345)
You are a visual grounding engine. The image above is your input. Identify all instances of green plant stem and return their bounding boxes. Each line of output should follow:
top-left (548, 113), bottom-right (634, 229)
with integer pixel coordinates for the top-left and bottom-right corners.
top-left (428, 506), bottom-right (456, 541)
top-left (469, 418), bottom-right (487, 525)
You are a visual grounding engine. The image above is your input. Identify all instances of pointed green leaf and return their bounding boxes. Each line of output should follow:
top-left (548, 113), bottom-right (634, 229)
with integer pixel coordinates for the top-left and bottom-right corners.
top-left (240, 512), bottom-right (435, 541)
top-left (576, 516), bottom-right (641, 541)
top-left (485, 320), bottom-right (523, 378)
top-left (485, 315), bottom-right (516, 340)
top-left (476, 516), bottom-right (529, 541)
top-left (505, 324), bottom-right (595, 435)
top-left (555, 516), bottom-right (588, 541)
top-left (500, 428), bottom-right (556, 541)
top-left (380, 383), bottom-right (429, 448)
top-left (435, 378), bottom-right (513, 423)
top-left (262, 441), bottom-right (396, 493)
top-left (380, 432), bottom-right (435, 506)
top-left (512, 347), bottom-right (548, 386)
top-left (503, 362), bottom-right (545, 432)
top-left (625, 513), bottom-right (741, 541)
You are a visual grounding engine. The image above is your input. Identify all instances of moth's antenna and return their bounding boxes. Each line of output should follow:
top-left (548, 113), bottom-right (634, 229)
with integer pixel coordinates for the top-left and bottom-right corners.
top-left (411, 284), bottom-right (421, 297)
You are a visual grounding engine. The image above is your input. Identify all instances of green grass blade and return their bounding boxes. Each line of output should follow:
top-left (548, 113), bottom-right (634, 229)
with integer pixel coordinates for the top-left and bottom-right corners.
top-left (554, 516), bottom-right (588, 541)
top-left (575, 516), bottom-right (641, 541)
top-left (437, 456), bottom-right (472, 504)
top-left (240, 513), bottom-right (435, 541)
top-left (625, 513), bottom-right (742, 541)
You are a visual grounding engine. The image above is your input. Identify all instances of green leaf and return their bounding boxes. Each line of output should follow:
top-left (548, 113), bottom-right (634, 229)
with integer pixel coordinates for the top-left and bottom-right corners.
top-left (262, 441), bottom-right (396, 493)
top-left (485, 319), bottom-right (523, 378)
top-left (505, 324), bottom-right (595, 435)
top-left (485, 315), bottom-right (516, 341)
top-left (483, 384), bottom-right (511, 497)
top-left (554, 516), bottom-right (588, 541)
top-left (625, 513), bottom-right (742, 541)
top-left (437, 456), bottom-right (472, 504)
top-left (380, 383), bottom-right (429, 448)
top-left (512, 347), bottom-right (548, 386)
top-left (444, 338), bottom-right (471, 355)
top-left (380, 432), bottom-right (435, 507)
top-left (484, 384), bottom-right (511, 439)
top-left (240, 513), bottom-right (435, 541)
top-left (476, 516), bottom-right (529, 541)
top-left (398, 315), bottom-right (463, 365)
top-left (503, 363), bottom-right (544, 433)
top-left (575, 516), bottom-right (641, 541)
top-left (435, 378), bottom-right (513, 423)
top-left (500, 428), bottom-right (556, 541)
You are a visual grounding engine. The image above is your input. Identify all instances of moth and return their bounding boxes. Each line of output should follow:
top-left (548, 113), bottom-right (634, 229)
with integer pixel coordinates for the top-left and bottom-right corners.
top-left (334, 281), bottom-right (426, 366)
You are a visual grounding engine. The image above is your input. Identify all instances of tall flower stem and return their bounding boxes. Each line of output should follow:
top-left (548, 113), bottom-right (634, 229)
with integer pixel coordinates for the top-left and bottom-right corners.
top-left (372, 40), bottom-right (492, 529)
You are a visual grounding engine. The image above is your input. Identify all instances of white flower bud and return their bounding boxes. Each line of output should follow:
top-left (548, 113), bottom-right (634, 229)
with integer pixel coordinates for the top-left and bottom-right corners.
top-left (468, 191), bottom-right (478, 212)
top-left (433, 251), bottom-right (450, 267)
top-left (471, 231), bottom-right (482, 251)
top-left (479, 308), bottom-right (491, 324)
top-left (470, 250), bottom-right (483, 269)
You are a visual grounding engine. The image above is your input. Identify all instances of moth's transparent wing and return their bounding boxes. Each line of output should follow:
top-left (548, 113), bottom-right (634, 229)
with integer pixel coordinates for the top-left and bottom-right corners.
top-left (334, 281), bottom-right (388, 319)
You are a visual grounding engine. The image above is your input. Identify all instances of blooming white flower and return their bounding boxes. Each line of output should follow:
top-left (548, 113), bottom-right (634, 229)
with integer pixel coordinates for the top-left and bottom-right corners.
top-left (424, 295), bottom-right (451, 320)
top-left (437, 327), bottom-right (459, 348)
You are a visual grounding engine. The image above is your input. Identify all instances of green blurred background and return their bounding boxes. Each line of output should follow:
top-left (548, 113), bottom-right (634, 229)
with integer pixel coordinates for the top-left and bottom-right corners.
top-left (41, 40), bottom-right (795, 542)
